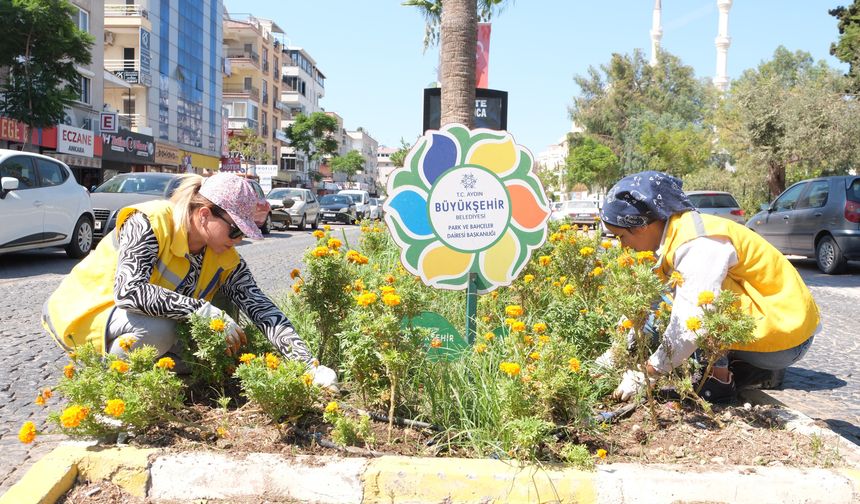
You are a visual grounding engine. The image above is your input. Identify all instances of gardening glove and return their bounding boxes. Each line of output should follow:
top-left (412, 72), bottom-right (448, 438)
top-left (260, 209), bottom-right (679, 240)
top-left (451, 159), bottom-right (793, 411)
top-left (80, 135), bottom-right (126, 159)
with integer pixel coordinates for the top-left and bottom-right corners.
top-left (308, 363), bottom-right (339, 392)
top-left (194, 302), bottom-right (246, 356)
top-left (612, 369), bottom-right (652, 402)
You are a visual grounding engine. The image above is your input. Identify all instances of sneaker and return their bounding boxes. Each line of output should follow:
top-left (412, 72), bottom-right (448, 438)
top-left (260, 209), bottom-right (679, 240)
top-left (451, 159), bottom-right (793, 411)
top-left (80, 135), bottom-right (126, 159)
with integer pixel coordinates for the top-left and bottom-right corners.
top-left (730, 361), bottom-right (785, 390)
top-left (697, 373), bottom-right (736, 404)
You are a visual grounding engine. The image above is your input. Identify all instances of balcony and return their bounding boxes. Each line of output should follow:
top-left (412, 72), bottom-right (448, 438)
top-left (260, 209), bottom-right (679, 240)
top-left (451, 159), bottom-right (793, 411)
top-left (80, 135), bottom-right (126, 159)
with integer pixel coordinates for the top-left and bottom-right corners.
top-left (225, 49), bottom-right (260, 70)
top-left (223, 84), bottom-right (259, 101)
top-left (118, 113), bottom-right (141, 129)
top-left (105, 4), bottom-right (148, 18)
top-left (228, 117), bottom-right (259, 132)
top-left (274, 129), bottom-right (289, 144)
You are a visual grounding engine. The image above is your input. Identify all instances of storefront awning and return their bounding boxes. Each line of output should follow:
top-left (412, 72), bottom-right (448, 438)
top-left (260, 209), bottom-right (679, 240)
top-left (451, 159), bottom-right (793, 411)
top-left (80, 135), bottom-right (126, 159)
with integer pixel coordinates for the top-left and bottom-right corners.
top-left (47, 152), bottom-right (102, 169)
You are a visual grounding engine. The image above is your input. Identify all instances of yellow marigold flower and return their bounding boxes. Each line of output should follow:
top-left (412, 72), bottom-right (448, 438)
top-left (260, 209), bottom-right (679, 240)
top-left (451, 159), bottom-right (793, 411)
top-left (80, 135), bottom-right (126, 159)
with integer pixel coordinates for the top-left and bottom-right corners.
top-left (265, 353), bottom-right (281, 370)
top-left (491, 291), bottom-right (499, 299)
top-left (601, 240), bottom-right (613, 249)
top-left (385, 274), bottom-right (396, 284)
top-left (60, 405), bottom-right (89, 428)
top-left (504, 317), bottom-right (516, 327)
top-left (580, 308), bottom-right (588, 315)
top-left (484, 332), bottom-right (495, 342)
top-left (668, 271), bottom-right (684, 288)
top-left (63, 363), bottom-right (75, 379)
top-left (353, 279), bottom-right (365, 292)
top-left (549, 232), bottom-right (562, 242)
top-left (480, 315), bottom-right (491, 324)
top-left (118, 336), bottom-right (135, 352)
top-left (590, 267), bottom-right (604, 276)
top-left (216, 426), bottom-right (228, 438)
top-left (597, 448), bottom-right (607, 459)
top-left (532, 322), bottom-right (547, 334)
top-left (655, 310), bottom-right (662, 318)
top-left (559, 275), bottom-right (568, 283)
top-left (523, 274), bottom-right (535, 284)
top-left (292, 283), bottom-right (302, 294)
top-left (511, 321), bottom-right (526, 332)
top-left (312, 246), bottom-right (328, 257)
top-left (636, 250), bottom-right (656, 264)
top-left (617, 254), bottom-right (635, 267)
top-left (559, 224), bottom-right (571, 231)
top-left (523, 334), bottom-right (534, 345)
top-left (323, 225), bottom-right (331, 231)
top-left (290, 268), bottom-right (301, 279)
top-left (380, 285), bottom-right (396, 295)
top-left (156, 357), bottom-right (175, 370)
top-left (562, 284), bottom-right (575, 296)
top-left (110, 360), bottom-right (129, 374)
top-left (474, 343), bottom-right (488, 354)
top-left (345, 250), bottom-right (361, 263)
top-left (697, 290), bottom-right (715, 306)
top-left (302, 373), bottom-right (313, 386)
top-left (312, 230), bottom-right (325, 239)
top-left (568, 357), bottom-right (581, 372)
top-left (239, 353), bottom-right (256, 364)
top-left (35, 394), bottom-right (45, 406)
top-left (360, 225), bottom-right (370, 232)
top-left (659, 301), bottom-right (670, 312)
top-left (327, 238), bottom-right (342, 249)
top-left (382, 293), bottom-right (402, 306)
top-left (356, 292), bottom-right (378, 307)
top-left (209, 318), bottom-right (226, 332)
top-left (529, 352), bottom-right (540, 361)
top-left (505, 305), bottom-right (524, 318)
top-left (579, 246), bottom-right (595, 257)
top-left (18, 421), bottom-right (36, 444)
top-left (686, 317), bottom-right (702, 331)
top-left (538, 335), bottom-right (549, 345)
top-left (620, 319), bottom-right (634, 330)
top-left (552, 281), bottom-right (561, 287)
top-left (538, 255), bottom-right (551, 266)
top-left (325, 401), bottom-right (339, 414)
top-left (430, 337), bottom-right (443, 348)
top-left (103, 399), bottom-right (126, 418)
top-left (499, 362), bottom-right (521, 377)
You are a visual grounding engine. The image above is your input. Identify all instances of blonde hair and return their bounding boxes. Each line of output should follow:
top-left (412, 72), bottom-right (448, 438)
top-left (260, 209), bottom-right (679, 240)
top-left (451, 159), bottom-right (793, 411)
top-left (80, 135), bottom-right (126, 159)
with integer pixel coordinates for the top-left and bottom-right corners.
top-left (169, 174), bottom-right (214, 232)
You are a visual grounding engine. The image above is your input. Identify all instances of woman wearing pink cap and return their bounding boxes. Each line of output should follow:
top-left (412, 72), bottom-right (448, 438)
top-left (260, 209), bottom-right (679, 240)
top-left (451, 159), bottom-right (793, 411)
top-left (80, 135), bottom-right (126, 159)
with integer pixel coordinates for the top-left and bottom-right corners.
top-left (43, 173), bottom-right (337, 388)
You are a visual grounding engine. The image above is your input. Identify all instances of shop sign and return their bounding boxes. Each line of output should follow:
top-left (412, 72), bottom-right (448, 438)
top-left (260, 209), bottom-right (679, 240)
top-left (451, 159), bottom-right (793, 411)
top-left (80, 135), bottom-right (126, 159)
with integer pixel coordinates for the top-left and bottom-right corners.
top-left (101, 128), bottom-right (155, 163)
top-left (57, 124), bottom-right (94, 158)
top-left (154, 143), bottom-right (180, 166)
top-left (220, 157), bottom-right (243, 172)
top-left (100, 112), bottom-right (118, 133)
top-left (0, 116), bottom-right (28, 143)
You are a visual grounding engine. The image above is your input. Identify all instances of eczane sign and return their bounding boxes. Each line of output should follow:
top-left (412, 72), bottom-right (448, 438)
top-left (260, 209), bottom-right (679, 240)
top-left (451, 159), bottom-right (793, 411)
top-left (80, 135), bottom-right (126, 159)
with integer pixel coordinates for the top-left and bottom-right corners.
top-left (57, 124), bottom-right (94, 158)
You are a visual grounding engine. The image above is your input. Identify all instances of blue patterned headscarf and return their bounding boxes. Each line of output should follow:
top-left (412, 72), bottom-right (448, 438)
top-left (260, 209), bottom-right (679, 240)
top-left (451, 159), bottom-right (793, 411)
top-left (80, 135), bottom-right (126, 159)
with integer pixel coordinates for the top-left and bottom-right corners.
top-left (601, 171), bottom-right (695, 228)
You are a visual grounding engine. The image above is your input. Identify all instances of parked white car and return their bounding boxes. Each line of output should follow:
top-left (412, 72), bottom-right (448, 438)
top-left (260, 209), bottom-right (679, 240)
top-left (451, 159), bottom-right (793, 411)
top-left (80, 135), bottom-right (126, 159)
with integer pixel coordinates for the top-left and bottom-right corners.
top-left (368, 197), bottom-right (382, 220)
top-left (0, 149), bottom-right (94, 258)
top-left (266, 187), bottom-right (320, 230)
top-left (338, 189), bottom-right (371, 220)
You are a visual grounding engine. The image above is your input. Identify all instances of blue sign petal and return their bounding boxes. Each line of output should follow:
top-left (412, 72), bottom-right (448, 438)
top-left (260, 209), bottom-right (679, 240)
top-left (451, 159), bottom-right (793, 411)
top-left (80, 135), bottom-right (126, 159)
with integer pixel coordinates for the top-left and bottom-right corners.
top-left (423, 134), bottom-right (457, 185)
top-left (389, 190), bottom-right (432, 236)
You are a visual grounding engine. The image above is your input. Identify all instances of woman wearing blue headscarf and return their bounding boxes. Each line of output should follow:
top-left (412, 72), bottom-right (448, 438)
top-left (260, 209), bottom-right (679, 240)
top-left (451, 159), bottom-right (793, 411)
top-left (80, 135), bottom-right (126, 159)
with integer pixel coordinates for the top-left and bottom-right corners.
top-left (601, 171), bottom-right (819, 402)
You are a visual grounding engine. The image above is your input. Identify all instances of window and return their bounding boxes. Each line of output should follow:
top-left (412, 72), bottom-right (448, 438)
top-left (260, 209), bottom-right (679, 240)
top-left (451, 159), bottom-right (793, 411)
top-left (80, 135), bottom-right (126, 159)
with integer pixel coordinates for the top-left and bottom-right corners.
top-left (773, 183), bottom-right (807, 212)
top-left (78, 76), bottom-right (91, 104)
top-left (36, 159), bottom-right (67, 187)
top-left (229, 102), bottom-right (247, 118)
top-left (797, 181), bottom-right (829, 209)
top-left (72, 6), bottom-right (89, 33)
top-left (0, 156), bottom-right (37, 189)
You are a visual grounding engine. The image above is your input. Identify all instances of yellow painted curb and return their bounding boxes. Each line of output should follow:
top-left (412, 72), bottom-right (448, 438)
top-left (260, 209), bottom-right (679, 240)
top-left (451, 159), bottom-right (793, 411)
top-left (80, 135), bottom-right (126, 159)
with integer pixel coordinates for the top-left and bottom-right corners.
top-left (0, 444), bottom-right (157, 504)
top-left (839, 468), bottom-right (860, 498)
top-left (363, 456), bottom-right (597, 504)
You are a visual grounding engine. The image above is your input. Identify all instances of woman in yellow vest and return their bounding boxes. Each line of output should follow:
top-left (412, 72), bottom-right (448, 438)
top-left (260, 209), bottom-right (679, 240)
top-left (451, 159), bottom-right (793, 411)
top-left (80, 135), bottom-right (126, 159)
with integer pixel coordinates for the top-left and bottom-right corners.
top-left (42, 173), bottom-right (336, 388)
top-left (600, 171), bottom-right (818, 402)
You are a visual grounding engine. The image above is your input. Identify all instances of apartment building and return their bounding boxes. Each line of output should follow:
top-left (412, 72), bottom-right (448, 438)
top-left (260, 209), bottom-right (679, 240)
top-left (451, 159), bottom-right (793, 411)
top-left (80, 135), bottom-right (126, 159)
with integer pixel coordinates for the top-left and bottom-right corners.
top-left (103, 0), bottom-right (223, 177)
top-left (279, 46), bottom-right (325, 185)
top-left (346, 128), bottom-right (378, 195)
top-left (376, 145), bottom-right (398, 196)
top-left (222, 14), bottom-right (289, 175)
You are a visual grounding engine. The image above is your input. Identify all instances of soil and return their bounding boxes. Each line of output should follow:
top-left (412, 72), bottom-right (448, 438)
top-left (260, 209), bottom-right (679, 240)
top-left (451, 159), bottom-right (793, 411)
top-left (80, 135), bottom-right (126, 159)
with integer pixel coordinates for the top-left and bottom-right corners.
top-left (59, 395), bottom-right (850, 503)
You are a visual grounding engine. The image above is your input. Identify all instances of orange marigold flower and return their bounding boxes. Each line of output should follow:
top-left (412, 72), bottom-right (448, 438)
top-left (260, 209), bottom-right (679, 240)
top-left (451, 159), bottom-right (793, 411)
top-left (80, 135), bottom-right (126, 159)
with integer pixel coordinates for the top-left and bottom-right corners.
top-left (18, 421), bottom-right (36, 444)
top-left (539, 335), bottom-right (550, 344)
top-left (312, 230), bottom-right (325, 239)
top-left (35, 395), bottom-right (46, 406)
top-left (552, 281), bottom-right (561, 287)
top-left (41, 388), bottom-right (52, 399)
top-left (620, 319), bottom-right (634, 330)
top-left (484, 332), bottom-right (495, 342)
top-left (292, 283), bottom-right (302, 294)
top-left (686, 317), bottom-right (702, 331)
top-left (562, 284), bottom-right (575, 296)
top-left (559, 224), bottom-right (571, 231)
top-left (323, 225), bottom-right (331, 231)
top-left (63, 363), bottom-right (75, 379)
top-left (239, 353), bottom-right (256, 364)
top-left (590, 267), bottom-right (604, 276)
top-left (697, 290), bottom-right (715, 306)
top-left (474, 343), bottom-right (488, 354)
top-left (110, 360), bottom-right (129, 374)
top-left (60, 405), bottom-right (89, 428)
top-left (480, 315), bottom-right (491, 323)
top-left (523, 334), bottom-right (534, 345)
top-left (636, 250), bottom-right (656, 264)
top-left (597, 448), bottom-right (607, 459)
top-left (430, 337), bottom-right (443, 348)
top-left (103, 399), bottom-right (126, 418)
top-left (380, 285), bottom-right (396, 295)
top-left (504, 305), bottom-right (524, 318)
top-left (568, 357), bottom-right (581, 372)
top-left (345, 250), bottom-right (362, 263)
top-left (156, 357), bottom-right (175, 370)
top-left (290, 268), bottom-right (301, 279)
top-left (499, 362), bottom-right (521, 377)
top-left (617, 254), bottom-right (635, 267)
top-left (356, 292), bottom-right (378, 306)
top-left (538, 255), bottom-right (551, 266)
top-left (529, 352), bottom-right (540, 361)
top-left (118, 336), bottom-right (135, 352)
top-left (361, 225), bottom-right (370, 232)
top-left (385, 274), bottom-right (396, 284)
top-left (491, 291), bottom-right (499, 299)
top-left (523, 274), bottom-right (535, 284)
top-left (327, 238), bottom-right (342, 249)
top-left (532, 322), bottom-right (548, 334)
top-left (549, 232), bottom-right (562, 242)
top-left (504, 317), bottom-right (516, 327)
top-left (579, 246), bottom-right (595, 257)
top-left (601, 240), bottom-right (613, 249)
top-left (265, 353), bottom-right (281, 370)
top-left (668, 271), bottom-right (684, 288)
top-left (312, 246), bottom-right (328, 257)
top-left (511, 321), bottom-right (526, 332)
top-left (382, 293), bottom-right (401, 306)
top-left (209, 318), bottom-right (226, 332)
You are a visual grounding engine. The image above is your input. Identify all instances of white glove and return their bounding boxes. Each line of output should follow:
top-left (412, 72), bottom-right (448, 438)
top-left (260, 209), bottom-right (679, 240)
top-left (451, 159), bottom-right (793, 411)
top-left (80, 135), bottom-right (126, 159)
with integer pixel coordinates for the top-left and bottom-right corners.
top-left (309, 364), bottom-right (339, 392)
top-left (612, 369), bottom-right (652, 402)
top-left (194, 302), bottom-right (246, 355)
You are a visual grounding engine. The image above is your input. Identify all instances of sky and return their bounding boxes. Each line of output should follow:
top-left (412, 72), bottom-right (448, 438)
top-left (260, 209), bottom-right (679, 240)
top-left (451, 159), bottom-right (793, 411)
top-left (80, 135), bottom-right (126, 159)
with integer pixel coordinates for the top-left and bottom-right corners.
top-left (223, 1), bottom-right (848, 157)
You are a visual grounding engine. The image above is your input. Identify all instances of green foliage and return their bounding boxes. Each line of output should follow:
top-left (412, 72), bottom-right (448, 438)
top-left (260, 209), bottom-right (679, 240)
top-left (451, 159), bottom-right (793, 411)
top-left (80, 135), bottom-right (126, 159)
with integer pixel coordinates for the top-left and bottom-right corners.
top-left (389, 138), bottom-right (412, 168)
top-left (323, 402), bottom-right (375, 447)
top-left (690, 289), bottom-right (757, 370)
top-left (234, 354), bottom-right (319, 422)
top-left (284, 112), bottom-right (338, 162)
top-left (48, 345), bottom-right (184, 438)
top-left (830, 1), bottom-right (860, 92)
top-left (226, 127), bottom-right (270, 165)
top-left (559, 443), bottom-right (596, 470)
top-left (402, 0), bottom-right (510, 50)
top-left (0, 0), bottom-right (94, 130)
top-left (500, 417), bottom-right (555, 460)
top-left (330, 149), bottom-right (365, 180)
top-left (565, 135), bottom-right (621, 193)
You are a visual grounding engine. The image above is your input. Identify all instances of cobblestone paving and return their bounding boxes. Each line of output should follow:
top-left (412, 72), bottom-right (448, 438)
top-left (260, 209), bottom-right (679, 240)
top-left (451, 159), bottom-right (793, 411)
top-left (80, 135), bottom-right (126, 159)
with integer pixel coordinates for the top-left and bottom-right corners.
top-left (0, 236), bottom-right (855, 493)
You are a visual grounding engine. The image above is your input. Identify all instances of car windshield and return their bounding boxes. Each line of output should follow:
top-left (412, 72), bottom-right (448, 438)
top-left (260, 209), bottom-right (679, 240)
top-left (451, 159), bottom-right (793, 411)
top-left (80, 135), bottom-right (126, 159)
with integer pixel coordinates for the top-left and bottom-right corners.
top-left (369, 198), bottom-right (379, 206)
top-left (268, 188), bottom-right (304, 200)
top-left (565, 200), bottom-right (598, 209)
top-left (341, 193), bottom-right (362, 203)
top-left (848, 179), bottom-right (860, 203)
top-left (94, 175), bottom-right (174, 195)
top-left (321, 195), bottom-right (351, 205)
top-left (687, 194), bottom-right (739, 208)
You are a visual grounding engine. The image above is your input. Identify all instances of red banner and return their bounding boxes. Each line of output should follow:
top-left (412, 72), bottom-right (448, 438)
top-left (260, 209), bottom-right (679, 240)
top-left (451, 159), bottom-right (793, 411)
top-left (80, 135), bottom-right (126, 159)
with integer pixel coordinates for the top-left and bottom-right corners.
top-left (476, 23), bottom-right (491, 88)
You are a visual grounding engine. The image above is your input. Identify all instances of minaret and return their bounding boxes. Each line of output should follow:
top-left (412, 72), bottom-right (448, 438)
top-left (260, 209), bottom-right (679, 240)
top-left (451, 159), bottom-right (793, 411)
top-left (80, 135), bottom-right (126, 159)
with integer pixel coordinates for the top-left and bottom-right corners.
top-left (650, 0), bottom-right (663, 66)
top-left (713, 0), bottom-right (733, 91)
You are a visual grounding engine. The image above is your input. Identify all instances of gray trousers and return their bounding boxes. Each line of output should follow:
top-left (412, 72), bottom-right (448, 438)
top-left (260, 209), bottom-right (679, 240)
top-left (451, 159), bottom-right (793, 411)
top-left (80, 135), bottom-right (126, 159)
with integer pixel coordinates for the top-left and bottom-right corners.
top-left (105, 307), bottom-right (178, 357)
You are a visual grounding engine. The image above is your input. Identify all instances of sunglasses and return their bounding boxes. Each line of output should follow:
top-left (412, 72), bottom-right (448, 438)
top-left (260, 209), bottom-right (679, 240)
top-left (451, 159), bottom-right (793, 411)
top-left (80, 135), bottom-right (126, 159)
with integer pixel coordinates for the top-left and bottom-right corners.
top-left (209, 205), bottom-right (244, 240)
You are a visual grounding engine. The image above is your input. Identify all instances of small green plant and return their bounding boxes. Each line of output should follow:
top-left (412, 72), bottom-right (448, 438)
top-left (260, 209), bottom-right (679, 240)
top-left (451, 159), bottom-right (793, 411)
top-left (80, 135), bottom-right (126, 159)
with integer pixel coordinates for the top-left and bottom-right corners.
top-left (46, 344), bottom-right (184, 438)
top-left (322, 401), bottom-right (375, 447)
top-left (234, 353), bottom-right (319, 422)
top-left (559, 443), bottom-right (596, 470)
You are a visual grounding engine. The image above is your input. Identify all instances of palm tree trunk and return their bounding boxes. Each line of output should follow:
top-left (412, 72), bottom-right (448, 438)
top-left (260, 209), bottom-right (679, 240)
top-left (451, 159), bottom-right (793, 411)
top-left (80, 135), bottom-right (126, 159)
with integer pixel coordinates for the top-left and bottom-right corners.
top-left (440, 0), bottom-right (476, 128)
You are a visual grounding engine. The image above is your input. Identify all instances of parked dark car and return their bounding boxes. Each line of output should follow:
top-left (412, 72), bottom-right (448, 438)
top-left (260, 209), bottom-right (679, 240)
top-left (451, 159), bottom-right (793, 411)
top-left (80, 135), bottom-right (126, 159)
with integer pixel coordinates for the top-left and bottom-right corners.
top-left (318, 194), bottom-right (357, 225)
top-left (746, 175), bottom-right (860, 274)
top-left (685, 190), bottom-right (746, 224)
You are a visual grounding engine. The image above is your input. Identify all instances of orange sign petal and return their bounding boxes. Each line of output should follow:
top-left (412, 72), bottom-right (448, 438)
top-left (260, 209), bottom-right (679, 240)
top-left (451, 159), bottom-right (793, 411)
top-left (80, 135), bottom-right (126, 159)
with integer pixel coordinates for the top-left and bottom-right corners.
top-left (507, 182), bottom-right (549, 230)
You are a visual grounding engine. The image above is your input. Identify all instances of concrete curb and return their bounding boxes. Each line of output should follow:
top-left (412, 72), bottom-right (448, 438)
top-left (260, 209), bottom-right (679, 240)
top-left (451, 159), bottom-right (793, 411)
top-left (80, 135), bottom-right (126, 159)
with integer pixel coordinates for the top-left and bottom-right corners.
top-left (2, 444), bottom-right (859, 504)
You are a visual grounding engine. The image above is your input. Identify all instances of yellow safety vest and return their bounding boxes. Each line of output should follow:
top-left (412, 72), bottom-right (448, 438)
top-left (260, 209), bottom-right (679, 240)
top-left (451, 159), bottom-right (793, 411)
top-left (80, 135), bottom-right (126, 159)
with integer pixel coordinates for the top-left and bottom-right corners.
top-left (43, 200), bottom-right (240, 354)
top-left (657, 212), bottom-right (819, 352)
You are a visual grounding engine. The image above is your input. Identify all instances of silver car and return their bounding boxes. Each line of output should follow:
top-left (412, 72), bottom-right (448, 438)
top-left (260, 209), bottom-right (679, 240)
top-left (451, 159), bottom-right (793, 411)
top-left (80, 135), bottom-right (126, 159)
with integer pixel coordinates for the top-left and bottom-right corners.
top-left (90, 172), bottom-right (184, 240)
top-left (685, 191), bottom-right (746, 224)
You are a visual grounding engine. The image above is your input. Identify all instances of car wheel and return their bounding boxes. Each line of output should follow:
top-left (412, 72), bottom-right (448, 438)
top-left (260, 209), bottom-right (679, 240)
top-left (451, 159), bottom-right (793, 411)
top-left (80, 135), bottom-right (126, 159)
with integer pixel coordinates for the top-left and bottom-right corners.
top-left (311, 213), bottom-right (319, 230)
top-left (815, 235), bottom-right (847, 274)
top-left (65, 216), bottom-right (93, 259)
top-left (261, 213), bottom-right (272, 235)
top-left (296, 214), bottom-right (306, 231)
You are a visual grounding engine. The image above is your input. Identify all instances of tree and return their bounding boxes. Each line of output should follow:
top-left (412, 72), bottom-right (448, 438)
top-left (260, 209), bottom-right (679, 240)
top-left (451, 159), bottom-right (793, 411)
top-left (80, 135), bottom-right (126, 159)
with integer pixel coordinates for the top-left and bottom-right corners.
top-left (284, 112), bottom-right (338, 164)
top-left (227, 127), bottom-right (269, 174)
top-left (330, 149), bottom-right (365, 181)
top-left (0, 0), bottom-right (94, 132)
top-left (390, 138), bottom-right (413, 168)
top-left (569, 50), bottom-right (715, 175)
top-left (564, 135), bottom-right (621, 194)
top-left (404, 0), bottom-right (510, 127)
top-left (714, 46), bottom-right (860, 196)
top-left (830, 1), bottom-right (860, 92)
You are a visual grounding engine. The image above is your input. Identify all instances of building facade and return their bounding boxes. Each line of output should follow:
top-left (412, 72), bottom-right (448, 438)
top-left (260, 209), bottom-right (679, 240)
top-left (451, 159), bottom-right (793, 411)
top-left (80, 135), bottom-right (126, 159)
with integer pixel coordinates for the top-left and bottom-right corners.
top-left (346, 128), bottom-right (378, 194)
top-left (279, 46), bottom-right (325, 186)
top-left (376, 145), bottom-right (398, 197)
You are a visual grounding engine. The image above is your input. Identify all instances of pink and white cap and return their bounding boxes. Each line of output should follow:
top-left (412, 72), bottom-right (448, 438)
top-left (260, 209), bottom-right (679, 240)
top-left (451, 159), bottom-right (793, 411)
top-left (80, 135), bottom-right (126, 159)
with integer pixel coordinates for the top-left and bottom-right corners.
top-left (199, 173), bottom-right (264, 240)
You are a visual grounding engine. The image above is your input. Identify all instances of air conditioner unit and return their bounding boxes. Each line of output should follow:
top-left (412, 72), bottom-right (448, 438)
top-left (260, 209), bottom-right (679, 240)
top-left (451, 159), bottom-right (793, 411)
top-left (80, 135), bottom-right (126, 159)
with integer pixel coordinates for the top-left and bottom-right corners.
top-left (104, 30), bottom-right (115, 46)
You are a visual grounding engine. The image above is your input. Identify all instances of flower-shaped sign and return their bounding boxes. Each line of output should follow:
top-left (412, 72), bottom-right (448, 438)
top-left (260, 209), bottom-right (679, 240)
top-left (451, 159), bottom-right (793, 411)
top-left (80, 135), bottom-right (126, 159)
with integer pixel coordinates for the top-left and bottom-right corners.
top-left (383, 124), bottom-right (550, 293)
